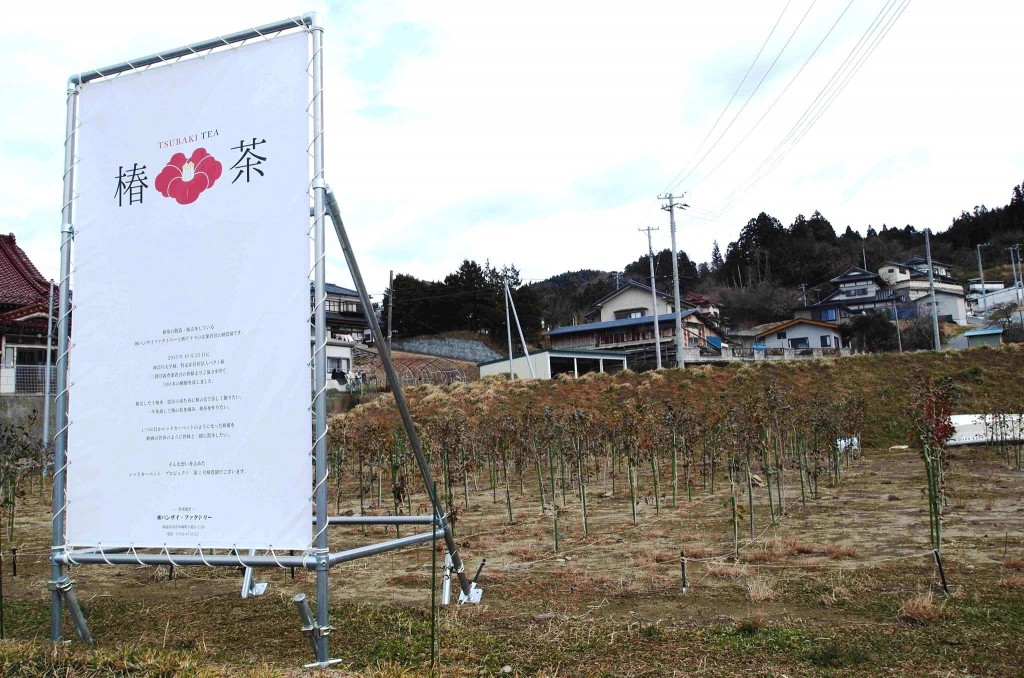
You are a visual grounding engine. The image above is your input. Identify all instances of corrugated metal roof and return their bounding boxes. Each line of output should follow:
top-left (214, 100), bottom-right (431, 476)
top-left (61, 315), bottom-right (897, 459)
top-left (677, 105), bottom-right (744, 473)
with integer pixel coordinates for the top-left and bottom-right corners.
top-left (963, 327), bottom-right (1003, 337)
top-left (547, 310), bottom-right (699, 336)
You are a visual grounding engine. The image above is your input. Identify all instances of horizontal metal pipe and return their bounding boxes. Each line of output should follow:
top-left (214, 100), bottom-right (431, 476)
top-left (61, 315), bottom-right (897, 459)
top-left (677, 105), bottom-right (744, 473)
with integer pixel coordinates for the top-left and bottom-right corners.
top-left (328, 530), bottom-right (443, 566)
top-left (71, 13), bottom-right (314, 85)
top-left (54, 532), bottom-right (441, 570)
top-left (324, 515), bottom-right (434, 525)
top-left (54, 551), bottom-right (318, 569)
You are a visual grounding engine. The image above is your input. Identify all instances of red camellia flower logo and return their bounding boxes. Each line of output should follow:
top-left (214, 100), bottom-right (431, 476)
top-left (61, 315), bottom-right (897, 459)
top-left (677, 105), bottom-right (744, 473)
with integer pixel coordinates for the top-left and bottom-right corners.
top-left (154, 148), bottom-right (223, 205)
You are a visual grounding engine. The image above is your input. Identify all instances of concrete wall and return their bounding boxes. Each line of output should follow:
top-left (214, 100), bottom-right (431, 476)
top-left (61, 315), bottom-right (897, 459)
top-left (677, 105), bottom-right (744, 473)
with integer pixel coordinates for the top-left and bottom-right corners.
top-left (0, 395), bottom-right (54, 447)
top-left (392, 336), bottom-right (503, 364)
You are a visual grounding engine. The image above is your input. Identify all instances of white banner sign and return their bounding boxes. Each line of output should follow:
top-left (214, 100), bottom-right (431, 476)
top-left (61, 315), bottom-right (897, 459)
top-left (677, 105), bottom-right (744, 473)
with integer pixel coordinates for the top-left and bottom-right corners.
top-left (67, 32), bottom-right (312, 550)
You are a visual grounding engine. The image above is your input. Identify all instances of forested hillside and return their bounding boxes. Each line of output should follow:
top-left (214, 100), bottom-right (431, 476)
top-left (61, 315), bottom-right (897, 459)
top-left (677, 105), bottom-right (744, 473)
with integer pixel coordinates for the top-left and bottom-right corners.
top-left (383, 180), bottom-right (1024, 340)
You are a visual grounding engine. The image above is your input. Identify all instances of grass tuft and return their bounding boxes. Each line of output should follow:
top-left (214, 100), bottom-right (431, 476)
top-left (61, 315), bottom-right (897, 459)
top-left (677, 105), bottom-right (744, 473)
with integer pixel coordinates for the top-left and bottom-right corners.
top-left (898, 591), bottom-right (951, 625)
top-left (745, 576), bottom-right (780, 602)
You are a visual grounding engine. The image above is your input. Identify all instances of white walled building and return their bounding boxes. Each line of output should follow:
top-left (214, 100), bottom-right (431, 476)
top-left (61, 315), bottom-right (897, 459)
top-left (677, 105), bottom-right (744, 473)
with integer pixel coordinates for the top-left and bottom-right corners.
top-left (586, 280), bottom-right (691, 323)
top-left (480, 349), bottom-right (627, 380)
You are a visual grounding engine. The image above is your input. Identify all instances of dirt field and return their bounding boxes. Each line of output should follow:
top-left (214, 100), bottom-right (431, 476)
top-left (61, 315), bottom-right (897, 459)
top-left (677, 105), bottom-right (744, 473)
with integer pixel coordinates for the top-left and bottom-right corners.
top-left (2, 441), bottom-right (1023, 677)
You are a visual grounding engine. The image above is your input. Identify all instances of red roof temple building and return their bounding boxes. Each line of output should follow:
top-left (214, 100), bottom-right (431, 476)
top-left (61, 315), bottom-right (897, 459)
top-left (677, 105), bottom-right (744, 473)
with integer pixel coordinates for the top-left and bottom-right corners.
top-left (0, 234), bottom-right (55, 394)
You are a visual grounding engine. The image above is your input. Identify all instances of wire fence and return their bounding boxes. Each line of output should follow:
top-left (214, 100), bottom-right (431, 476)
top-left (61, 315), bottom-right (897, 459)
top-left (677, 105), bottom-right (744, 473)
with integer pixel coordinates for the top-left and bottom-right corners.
top-left (0, 365), bottom-right (56, 396)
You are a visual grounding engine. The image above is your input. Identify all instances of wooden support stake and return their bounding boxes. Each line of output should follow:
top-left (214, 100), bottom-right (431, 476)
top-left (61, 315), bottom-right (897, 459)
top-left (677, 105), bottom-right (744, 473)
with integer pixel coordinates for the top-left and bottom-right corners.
top-left (933, 549), bottom-right (949, 596)
top-left (680, 550), bottom-right (688, 593)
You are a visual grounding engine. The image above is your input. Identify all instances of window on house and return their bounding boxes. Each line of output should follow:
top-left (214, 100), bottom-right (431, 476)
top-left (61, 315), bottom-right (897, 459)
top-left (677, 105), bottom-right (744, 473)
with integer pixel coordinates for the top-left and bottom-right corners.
top-left (820, 308), bottom-right (837, 321)
top-left (820, 335), bottom-right (831, 348)
top-left (857, 288), bottom-right (868, 296)
top-left (325, 299), bottom-right (342, 313)
top-left (328, 357), bottom-right (350, 373)
top-left (777, 331), bottom-right (787, 340)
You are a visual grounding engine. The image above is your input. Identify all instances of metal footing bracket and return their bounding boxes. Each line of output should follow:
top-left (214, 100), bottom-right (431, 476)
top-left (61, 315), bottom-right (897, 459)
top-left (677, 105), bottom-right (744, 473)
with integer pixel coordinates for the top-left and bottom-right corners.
top-left (292, 593), bottom-right (341, 668)
top-left (47, 576), bottom-right (94, 645)
top-left (458, 559), bottom-right (487, 605)
top-left (240, 548), bottom-right (268, 598)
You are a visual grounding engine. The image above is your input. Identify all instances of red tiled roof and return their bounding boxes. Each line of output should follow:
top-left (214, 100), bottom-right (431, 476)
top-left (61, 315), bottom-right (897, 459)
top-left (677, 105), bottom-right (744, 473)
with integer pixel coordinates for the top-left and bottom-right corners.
top-left (0, 234), bottom-right (49, 306)
top-left (682, 291), bottom-right (714, 305)
top-left (0, 298), bottom-right (49, 324)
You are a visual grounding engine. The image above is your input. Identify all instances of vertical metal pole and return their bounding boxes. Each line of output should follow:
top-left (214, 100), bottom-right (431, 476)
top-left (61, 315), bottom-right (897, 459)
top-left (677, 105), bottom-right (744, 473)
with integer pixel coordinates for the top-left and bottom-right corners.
top-left (310, 23), bottom-right (330, 665)
top-left (505, 282), bottom-right (514, 379)
top-left (976, 243), bottom-right (988, 314)
top-left (640, 227), bottom-right (662, 369)
top-left (924, 229), bottom-right (941, 351)
top-left (51, 83), bottom-right (78, 643)
top-left (42, 279), bottom-right (55, 471)
top-left (387, 269), bottom-right (394, 352)
top-left (892, 299), bottom-right (903, 354)
top-left (1012, 245), bottom-right (1024, 326)
top-left (506, 281), bottom-right (535, 379)
top-left (661, 195), bottom-right (686, 369)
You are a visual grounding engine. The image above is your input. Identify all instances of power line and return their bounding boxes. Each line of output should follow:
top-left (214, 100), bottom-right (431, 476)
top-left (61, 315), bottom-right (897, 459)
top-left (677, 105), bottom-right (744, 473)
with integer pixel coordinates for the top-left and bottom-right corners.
top-left (711, 0), bottom-right (912, 218)
top-left (666, 0), bottom-right (817, 195)
top-left (683, 0), bottom-right (854, 194)
top-left (659, 0), bottom-right (793, 196)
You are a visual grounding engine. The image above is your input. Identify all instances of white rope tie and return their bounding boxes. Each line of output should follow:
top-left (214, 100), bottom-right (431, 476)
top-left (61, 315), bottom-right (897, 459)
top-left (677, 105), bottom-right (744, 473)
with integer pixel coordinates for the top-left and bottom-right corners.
top-left (129, 545), bottom-right (145, 566)
top-left (97, 544), bottom-right (114, 566)
top-left (196, 546), bottom-right (213, 568)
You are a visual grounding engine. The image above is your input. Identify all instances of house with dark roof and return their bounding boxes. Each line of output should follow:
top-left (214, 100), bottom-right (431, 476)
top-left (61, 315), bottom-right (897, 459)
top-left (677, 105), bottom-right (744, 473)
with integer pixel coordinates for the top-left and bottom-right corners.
top-left (547, 309), bottom-right (723, 371)
top-left (311, 282), bottom-right (371, 388)
top-left (796, 261), bottom-right (967, 326)
top-left (0, 234), bottom-right (55, 394)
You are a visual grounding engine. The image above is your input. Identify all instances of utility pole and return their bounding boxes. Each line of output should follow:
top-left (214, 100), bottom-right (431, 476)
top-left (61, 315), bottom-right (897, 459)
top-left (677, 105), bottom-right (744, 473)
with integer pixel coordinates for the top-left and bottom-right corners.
top-left (1010, 245), bottom-right (1024, 326)
top-left (639, 226), bottom-right (662, 370)
top-left (505, 277), bottom-right (514, 379)
top-left (892, 298), bottom-right (903, 353)
top-left (387, 270), bottom-right (394, 351)
top-left (613, 271), bottom-right (622, 289)
top-left (659, 193), bottom-right (688, 369)
top-left (862, 243), bottom-right (868, 270)
top-left (798, 283), bottom-right (807, 306)
top-left (975, 243), bottom-right (990, 315)
top-left (924, 228), bottom-right (941, 351)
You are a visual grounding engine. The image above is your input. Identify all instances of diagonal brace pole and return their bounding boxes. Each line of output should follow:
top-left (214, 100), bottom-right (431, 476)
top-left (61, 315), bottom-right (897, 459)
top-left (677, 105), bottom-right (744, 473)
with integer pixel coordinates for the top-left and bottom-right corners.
top-left (323, 187), bottom-right (472, 597)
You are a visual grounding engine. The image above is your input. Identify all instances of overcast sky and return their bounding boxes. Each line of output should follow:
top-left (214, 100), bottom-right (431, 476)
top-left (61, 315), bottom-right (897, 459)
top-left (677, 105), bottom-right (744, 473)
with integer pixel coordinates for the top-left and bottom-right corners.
top-left (2, 0), bottom-right (1021, 297)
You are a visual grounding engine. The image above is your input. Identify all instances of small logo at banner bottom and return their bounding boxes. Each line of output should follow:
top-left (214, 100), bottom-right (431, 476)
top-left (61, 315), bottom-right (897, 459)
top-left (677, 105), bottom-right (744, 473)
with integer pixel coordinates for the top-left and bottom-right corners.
top-left (155, 148), bottom-right (223, 205)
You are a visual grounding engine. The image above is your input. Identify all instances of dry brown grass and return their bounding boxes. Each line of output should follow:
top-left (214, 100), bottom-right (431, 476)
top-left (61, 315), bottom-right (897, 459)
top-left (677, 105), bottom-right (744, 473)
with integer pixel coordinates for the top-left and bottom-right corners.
top-left (743, 545), bottom-right (784, 564)
top-left (1002, 557), bottom-right (1024, 571)
top-left (999, 573), bottom-right (1024, 590)
top-left (681, 544), bottom-right (714, 559)
top-left (824, 544), bottom-right (858, 560)
top-left (745, 576), bottom-right (780, 602)
top-left (705, 562), bottom-right (750, 579)
top-left (777, 537), bottom-right (817, 555)
top-left (898, 591), bottom-right (951, 624)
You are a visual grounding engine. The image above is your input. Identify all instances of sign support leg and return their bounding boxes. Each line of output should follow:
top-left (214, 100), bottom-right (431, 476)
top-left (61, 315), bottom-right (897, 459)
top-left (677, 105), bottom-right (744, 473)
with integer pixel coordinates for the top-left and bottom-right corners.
top-left (324, 189), bottom-right (478, 602)
top-left (51, 82), bottom-right (79, 643)
top-left (309, 24), bottom-right (335, 666)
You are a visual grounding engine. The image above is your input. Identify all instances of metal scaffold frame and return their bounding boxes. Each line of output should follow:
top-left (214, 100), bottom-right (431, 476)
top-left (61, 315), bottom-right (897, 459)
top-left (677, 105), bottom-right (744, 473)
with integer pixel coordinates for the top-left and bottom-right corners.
top-left (50, 14), bottom-right (480, 668)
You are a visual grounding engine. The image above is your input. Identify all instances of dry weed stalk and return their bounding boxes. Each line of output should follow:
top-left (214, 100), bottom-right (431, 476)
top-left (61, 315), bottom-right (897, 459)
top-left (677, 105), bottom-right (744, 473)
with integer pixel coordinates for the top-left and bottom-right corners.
top-left (745, 576), bottom-right (780, 602)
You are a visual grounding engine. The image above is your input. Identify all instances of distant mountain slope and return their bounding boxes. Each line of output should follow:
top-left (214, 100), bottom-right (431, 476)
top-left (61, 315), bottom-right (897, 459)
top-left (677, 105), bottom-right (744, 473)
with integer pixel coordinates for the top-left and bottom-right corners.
top-left (526, 269), bottom-right (614, 329)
